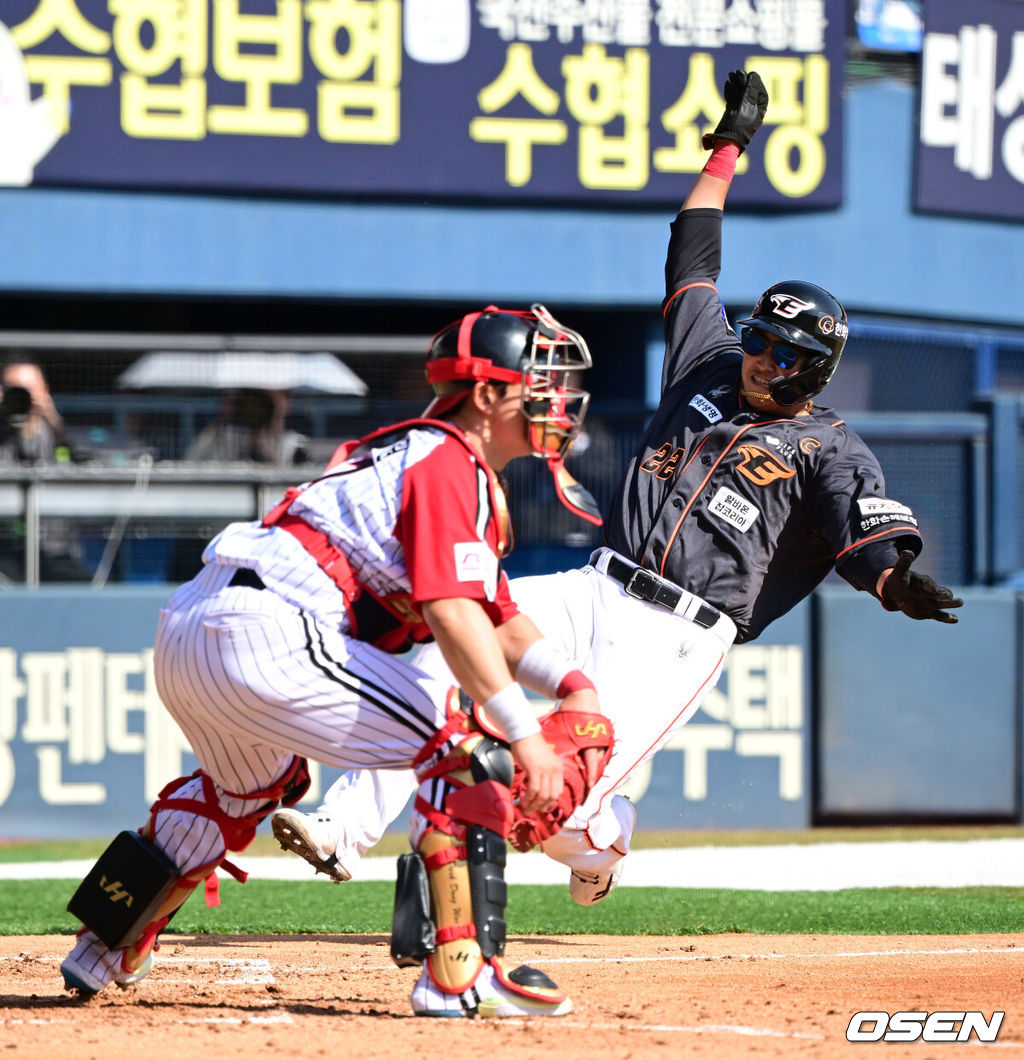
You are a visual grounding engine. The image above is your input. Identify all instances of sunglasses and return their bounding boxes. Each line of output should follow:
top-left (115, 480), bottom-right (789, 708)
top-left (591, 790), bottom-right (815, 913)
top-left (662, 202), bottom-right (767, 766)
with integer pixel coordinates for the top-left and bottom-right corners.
top-left (740, 327), bottom-right (804, 371)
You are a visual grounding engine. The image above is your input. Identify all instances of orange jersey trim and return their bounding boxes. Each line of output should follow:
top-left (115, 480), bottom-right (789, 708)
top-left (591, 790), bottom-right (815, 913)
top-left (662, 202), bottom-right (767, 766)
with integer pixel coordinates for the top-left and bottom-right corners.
top-left (663, 281), bottom-right (718, 317)
top-left (835, 525), bottom-right (922, 562)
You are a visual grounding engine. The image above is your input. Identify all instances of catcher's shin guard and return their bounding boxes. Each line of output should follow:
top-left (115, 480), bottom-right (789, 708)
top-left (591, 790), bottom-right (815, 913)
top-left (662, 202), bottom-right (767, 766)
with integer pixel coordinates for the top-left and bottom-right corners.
top-left (66, 830), bottom-right (180, 951)
top-left (405, 732), bottom-right (570, 1017)
top-left (65, 757), bottom-right (311, 987)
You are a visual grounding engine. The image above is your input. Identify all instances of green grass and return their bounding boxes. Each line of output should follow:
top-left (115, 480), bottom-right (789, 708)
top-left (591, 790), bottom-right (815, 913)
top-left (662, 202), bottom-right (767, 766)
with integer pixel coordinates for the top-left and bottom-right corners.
top-left (5, 879), bottom-right (1024, 938)
top-left (5, 827), bottom-right (1024, 939)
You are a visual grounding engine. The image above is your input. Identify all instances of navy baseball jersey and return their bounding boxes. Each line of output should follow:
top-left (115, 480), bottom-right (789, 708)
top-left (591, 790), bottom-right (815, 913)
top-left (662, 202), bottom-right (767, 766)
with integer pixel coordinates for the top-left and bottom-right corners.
top-left (605, 208), bottom-right (922, 644)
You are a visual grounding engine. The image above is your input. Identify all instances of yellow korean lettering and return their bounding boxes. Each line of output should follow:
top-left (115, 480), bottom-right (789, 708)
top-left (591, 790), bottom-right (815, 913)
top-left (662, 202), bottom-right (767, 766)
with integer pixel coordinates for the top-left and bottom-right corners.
top-left (308, 0), bottom-right (402, 144)
top-left (112, 0), bottom-right (209, 139)
top-left (756, 54), bottom-right (829, 198)
top-left (11, 0), bottom-right (110, 53)
top-left (471, 43), bottom-right (567, 186)
top-left (654, 52), bottom-right (749, 176)
top-left (563, 44), bottom-right (649, 190)
top-left (208, 0), bottom-right (308, 138)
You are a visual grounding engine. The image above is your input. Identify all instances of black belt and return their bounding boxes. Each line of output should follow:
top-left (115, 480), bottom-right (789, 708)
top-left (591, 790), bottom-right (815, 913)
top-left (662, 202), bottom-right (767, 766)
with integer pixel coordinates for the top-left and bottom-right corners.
top-left (603, 555), bottom-right (721, 630)
top-left (229, 568), bottom-right (266, 590)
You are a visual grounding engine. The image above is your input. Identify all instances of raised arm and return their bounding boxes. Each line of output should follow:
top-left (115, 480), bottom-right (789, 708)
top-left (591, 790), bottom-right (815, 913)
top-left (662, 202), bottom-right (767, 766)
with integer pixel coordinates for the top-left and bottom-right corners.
top-left (681, 69), bottom-right (768, 213)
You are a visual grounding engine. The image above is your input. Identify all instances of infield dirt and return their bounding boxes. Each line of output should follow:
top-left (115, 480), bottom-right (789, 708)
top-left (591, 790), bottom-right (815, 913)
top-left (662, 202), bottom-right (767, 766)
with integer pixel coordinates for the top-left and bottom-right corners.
top-left (3, 932), bottom-right (1023, 1058)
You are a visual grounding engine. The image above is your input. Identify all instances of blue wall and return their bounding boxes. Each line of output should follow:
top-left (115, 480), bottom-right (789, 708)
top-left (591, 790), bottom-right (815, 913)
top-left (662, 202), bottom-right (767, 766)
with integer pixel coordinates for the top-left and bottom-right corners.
top-left (2, 79), bottom-right (1023, 328)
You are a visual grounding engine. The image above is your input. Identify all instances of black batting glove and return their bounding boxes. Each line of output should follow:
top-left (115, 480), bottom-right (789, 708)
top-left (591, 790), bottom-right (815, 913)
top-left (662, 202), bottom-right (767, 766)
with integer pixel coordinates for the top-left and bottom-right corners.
top-left (880, 550), bottom-right (964, 624)
top-left (701, 69), bottom-right (769, 153)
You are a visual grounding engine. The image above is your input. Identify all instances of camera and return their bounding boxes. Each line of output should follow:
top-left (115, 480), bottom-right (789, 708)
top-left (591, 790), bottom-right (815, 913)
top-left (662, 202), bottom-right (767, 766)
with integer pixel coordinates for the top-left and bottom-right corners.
top-left (0, 384), bottom-right (32, 438)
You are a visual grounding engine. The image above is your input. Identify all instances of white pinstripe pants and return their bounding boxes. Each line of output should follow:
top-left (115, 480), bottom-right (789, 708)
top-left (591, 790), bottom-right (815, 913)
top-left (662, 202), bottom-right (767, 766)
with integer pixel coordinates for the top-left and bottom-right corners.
top-left (153, 573), bottom-right (454, 805)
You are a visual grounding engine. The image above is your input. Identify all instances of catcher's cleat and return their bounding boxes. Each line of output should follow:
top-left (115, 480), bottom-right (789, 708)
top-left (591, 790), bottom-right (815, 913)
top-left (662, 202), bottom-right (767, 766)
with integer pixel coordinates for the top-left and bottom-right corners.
top-left (271, 808), bottom-right (352, 883)
top-left (410, 960), bottom-right (572, 1019)
top-left (60, 932), bottom-right (154, 997)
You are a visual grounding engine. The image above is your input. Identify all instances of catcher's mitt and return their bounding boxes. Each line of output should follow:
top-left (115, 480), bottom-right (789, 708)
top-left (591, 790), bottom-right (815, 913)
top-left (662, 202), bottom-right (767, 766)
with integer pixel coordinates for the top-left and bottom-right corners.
top-left (508, 710), bottom-right (614, 853)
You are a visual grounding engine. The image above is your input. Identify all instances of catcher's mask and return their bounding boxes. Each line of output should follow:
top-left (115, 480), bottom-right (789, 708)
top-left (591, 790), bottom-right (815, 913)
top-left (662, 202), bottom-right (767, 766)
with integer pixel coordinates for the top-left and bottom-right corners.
top-left (424, 304), bottom-right (602, 526)
top-left (737, 280), bottom-right (848, 407)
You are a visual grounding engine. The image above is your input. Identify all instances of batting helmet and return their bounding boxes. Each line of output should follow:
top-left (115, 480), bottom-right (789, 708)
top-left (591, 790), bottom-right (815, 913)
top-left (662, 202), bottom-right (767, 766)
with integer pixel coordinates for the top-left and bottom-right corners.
top-left (737, 280), bottom-right (848, 407)
top-left (424, 303), bottom-right (592, 460)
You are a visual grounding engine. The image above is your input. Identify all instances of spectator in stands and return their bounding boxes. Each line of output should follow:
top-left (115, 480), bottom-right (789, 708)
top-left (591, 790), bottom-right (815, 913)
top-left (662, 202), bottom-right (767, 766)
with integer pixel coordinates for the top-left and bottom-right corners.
top-left (185, 388), bottom-right (310, 466)
top-left (0, 357), bottom-right (89, 582)
top-left (0, 357), bottom-right (71, 465)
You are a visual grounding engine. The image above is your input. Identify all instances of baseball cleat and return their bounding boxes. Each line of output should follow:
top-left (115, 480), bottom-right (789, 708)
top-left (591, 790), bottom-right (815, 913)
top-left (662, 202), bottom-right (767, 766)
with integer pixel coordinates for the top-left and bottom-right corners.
top-left (569, 866), bottom-right (621, 905)
top-left (271, 808), bottom-right (352, 883)
top-left (410, 960), bottom-right (572, 1019)
top-left (61, 934), bottom-right (154, 997)
top-left (567, 795), bottom-right (636, 906)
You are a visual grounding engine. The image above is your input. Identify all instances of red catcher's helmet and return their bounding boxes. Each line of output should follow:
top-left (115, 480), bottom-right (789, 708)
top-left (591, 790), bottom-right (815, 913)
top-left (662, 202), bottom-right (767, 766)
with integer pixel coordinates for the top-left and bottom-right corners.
top-left (423, 303), bottom-right (592, 461)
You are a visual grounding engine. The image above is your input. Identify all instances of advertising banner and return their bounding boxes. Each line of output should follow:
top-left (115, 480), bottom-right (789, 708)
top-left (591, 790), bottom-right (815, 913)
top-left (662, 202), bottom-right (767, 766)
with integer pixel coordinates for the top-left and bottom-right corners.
top-left (0, 589), bottom-right (810, 838)
top-left (916, 0), bottom-right (1024, 221)
top-left (1, 0), bottom-right (845, 206)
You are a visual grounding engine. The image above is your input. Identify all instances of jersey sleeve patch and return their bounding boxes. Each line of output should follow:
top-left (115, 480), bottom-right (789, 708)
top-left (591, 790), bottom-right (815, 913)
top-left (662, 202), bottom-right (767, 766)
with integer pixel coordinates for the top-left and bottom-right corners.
top-left (453, 541), bottom-right (498, 597)
top-left (856, 497), bottom-right (918, 532)
top-left (707, 487), bottom-right (761, 533)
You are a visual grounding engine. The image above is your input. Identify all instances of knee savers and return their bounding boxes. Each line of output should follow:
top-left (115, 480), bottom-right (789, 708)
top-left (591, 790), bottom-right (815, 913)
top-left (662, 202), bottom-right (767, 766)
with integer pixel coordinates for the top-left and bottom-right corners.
top-left (391, 734), bottom-right (513, 991)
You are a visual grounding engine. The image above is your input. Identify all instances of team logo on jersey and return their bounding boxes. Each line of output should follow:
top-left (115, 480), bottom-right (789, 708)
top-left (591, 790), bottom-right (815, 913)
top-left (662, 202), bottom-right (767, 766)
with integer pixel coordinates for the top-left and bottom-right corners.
top-left (768, 293), bottom-right (815, 319)
top-left (689, 394), bottom-right (722, 423)
top-left (735, 444), bottom-right (797, 486)
top-left (799, 437), bottom-right (821, 455)
top-left (709, 383), bottom-right (734, 399)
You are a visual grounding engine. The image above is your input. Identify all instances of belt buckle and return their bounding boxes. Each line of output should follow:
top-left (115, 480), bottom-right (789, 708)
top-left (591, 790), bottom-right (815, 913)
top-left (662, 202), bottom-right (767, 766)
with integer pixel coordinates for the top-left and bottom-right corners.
top-left (624, 566), bottom-right (658, 602)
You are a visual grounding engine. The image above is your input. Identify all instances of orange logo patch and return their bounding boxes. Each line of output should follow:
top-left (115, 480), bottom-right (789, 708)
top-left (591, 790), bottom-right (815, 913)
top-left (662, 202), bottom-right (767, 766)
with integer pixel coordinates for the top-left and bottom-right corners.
top-left (735, 444), bottom-right (797, 486)
top-left (799, 437), bottom-right (821, 455)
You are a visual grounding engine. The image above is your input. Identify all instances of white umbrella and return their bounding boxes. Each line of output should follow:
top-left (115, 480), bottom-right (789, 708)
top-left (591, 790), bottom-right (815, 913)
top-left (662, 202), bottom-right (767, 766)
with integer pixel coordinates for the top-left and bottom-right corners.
top-left (117, 351), bottom-right (368, 395)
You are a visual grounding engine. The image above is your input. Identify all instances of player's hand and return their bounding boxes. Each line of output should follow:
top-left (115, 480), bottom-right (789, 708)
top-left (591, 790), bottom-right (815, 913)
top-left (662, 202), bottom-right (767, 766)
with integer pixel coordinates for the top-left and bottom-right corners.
top-left (509, 731), bottom-right (564, 815)
top-left (558, 688), bottom-right (605, 788)
top-left (701, 69), bottom-right (769, 152)
top-left (881, 550), bottom-right (964, 623)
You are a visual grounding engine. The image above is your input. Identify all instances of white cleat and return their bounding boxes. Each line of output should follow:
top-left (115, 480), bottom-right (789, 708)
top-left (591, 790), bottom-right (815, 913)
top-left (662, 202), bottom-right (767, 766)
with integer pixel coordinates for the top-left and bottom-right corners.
top-left (60, 931), bottom-right (154, 997)
top-left (567, 795), bottom-right (637, 906)
top-left (410, 960), bottom-right (572, 1019)
top-left (271, 808), bottom-right (352, 883)
top-left (569, 866), bottom-right (622, 906)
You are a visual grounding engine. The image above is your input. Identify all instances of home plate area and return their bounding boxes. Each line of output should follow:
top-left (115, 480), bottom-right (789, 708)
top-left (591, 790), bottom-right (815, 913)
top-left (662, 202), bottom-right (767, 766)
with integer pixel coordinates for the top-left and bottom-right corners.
top-left (3, 933), bottom-right (1023, 1059)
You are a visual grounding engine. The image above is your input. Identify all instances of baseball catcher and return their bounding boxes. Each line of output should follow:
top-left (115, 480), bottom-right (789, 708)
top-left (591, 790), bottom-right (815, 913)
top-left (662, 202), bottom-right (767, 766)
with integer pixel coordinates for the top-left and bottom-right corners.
top-left (60, 303), bottom-right (615, 1019)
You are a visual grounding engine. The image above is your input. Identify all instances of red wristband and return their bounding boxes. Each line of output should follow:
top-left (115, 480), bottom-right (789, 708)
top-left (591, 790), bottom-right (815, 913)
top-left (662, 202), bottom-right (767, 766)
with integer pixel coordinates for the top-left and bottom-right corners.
top-left (703, 141), bottom-right (740, 183)
top-left (556, 669), bottom-right (596, 699)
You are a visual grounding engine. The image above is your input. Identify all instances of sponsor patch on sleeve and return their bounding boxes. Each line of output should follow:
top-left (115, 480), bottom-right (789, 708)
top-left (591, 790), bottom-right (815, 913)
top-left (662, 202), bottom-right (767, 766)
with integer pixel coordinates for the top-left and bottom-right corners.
top-left (453, 542), bottom-right (498, 597)
top-left (856, 497), bottom-right (918, 531)
top-left (857, 498), bottom-right (914, 519)
top-left (707, 487), bottom-right (760, 533)
top-left (689, 394), bottom-right (722, 424)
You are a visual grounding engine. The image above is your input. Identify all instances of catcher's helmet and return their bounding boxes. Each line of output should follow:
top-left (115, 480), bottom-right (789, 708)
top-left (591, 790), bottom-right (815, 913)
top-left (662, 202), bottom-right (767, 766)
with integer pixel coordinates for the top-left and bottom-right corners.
top-left (737, 280), bottom-right (848, 407)
top-left (424, 303), bottom-right (592, 460)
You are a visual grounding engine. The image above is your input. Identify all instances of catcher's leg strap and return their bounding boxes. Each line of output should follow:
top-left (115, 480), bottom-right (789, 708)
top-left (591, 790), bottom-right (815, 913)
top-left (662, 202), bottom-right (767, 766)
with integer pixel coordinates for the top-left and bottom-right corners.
top-left (66, 756), bottom-right (311, 974)
top-left (152, 756), bottom-right (311, 905)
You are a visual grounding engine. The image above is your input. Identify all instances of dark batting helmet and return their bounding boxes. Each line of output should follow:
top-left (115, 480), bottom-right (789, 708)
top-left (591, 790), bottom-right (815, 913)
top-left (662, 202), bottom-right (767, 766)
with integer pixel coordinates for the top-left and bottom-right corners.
top-left (424, 303), bottom-right (592, 460)
top-left (737, 280), bottom-right (848, 407)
